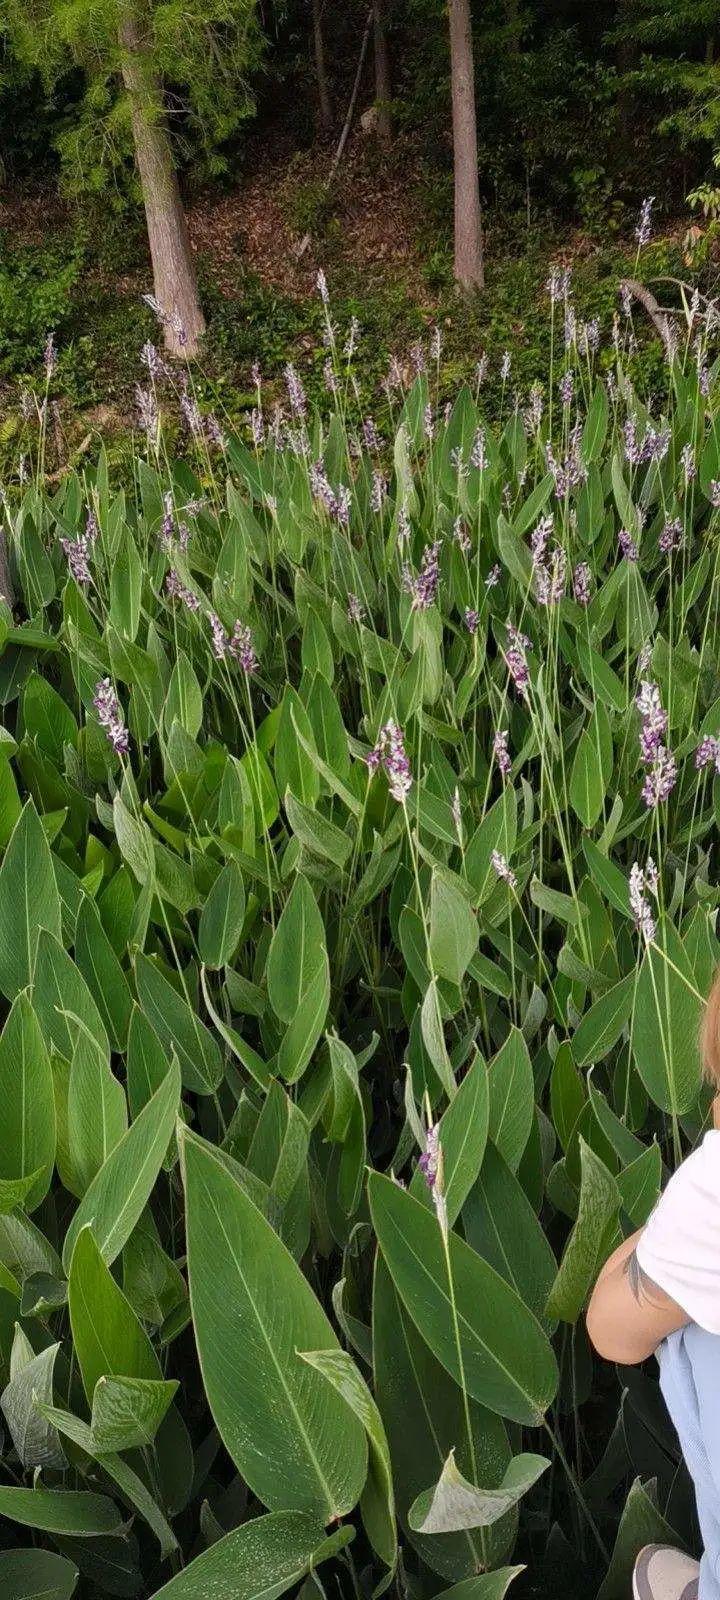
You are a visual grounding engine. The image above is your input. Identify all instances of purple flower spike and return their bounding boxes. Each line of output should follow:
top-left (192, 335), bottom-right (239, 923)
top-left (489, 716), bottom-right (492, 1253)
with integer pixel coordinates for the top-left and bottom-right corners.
top-left (93, 678), bottom-right (129, 755)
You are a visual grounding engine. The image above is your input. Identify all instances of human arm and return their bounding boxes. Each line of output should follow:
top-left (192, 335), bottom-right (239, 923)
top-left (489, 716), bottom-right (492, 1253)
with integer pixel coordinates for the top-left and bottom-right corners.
top-left (586, 1227), bottom-right (690, 1365)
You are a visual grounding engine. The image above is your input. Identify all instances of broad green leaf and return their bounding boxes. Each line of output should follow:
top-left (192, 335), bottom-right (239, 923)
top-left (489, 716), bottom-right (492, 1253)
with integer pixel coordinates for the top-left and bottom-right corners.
top-left (126, 1005), bottom-right (171, 1118)
top-left (545, 1139), bottom-right (620, 1323)
top-left (433, 1572), bottom-right (524, 1600)
top-left (109, 527), bottom-right (142, 642)
top-left (69, 1225), bottom-right (161, 1401)
top-left (284, 791), bottom-right (352, 869)
top-left (597, 1477), bottom-right (684, 1600)
top-left (299, 1346), bottom-right (396, 1570)
top-left (0, 1486), bottom-right (122, 1536)
top-left (573, 974), bottom-right (635, 1067)
top-left (487, 1029), bottom-right (534, 1172)
top-left (275, 688), bottom-right (320, 805)
top-left (266, 874), bottom-right (327, 1023)
top-left (416, 1050), bottom-right (489, 1227)
top-left (0, 992), bottom-right (55, 1210)
top-left (74, 899), bottom-right (133, 1053)
top-left (22, 672), bottom-right (78, 764)
top-left (68, 1035), bottom-right (127, 1194)
top-left (463, 1145), bottom-right (557, 1330)
top-left (135, 952), bottom-right (222, 1094)
top-left (569, 704), bottom-right (612, 828)
top-left (373, 1254), bottom-right (515, 1582)
top-left (39, 1402), bottom-right (177, 1559)
top-left (616, 1144), bottom-right (662, 1227)
top-left (581, 380), bottom-right (609, 463)
top-left (148, 1510), bottom-right (353, 1600)
top-left (62, 1057), bottom-right (181, 1271)
top-left (420, 979), bottom-right (456, 1099)
top-left (181, 1127), bottom-right (368, 1520)
top-left (1, 1336), bottom-right (64, 1470)
top-left (0, 800), bottom-right (61, 1000)
top-left (631, 916), bottom-right (702, 1115)
top-left (91, 1373), bottom-right (178, 1452)
top-left (429, 870), bottom-right (479, 985)
top-left (198, 860), bottom-right (245, 968)
top-left (165, 651), bottom-right (203, 739)
top-left (408, 1449), bottom-right (549, 1534)
top-left (0, 1549), bottom-right (79, 1600)
top-left (465, 789), bottom-right (517, 905)
top-left (368, 1172), bottom-right (557, 1425)
top-left (32, 930), bottom-right (109, 1065)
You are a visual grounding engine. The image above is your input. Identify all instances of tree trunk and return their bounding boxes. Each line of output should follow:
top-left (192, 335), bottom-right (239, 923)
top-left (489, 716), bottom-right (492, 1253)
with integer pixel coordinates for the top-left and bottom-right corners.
top-left (311, 0), bottom-right (333, 135)
top-left (448, 0), bottom-right (484, 290)
top-left (119, 14), bottom-right (205, 358)
top-left (373, 0), bottom-right (393, 146)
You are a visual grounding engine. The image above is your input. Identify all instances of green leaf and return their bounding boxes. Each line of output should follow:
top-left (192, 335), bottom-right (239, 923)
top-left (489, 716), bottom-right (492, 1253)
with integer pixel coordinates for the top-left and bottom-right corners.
top-left (463, 1145), bottom-right (557, 1330)
top-left (62, 1057), bottom-right (181, 1271)
top-left (198, 860), bottom-right (246, 968)
top-left (165, 651), bottom-right (203, 739)
top-left (0, 1548), bottom-right (79, 1600)
top-left (573, 974), bottom-right (636, 1067)
top-left (299, 1347), bottom-right (396, 1570)
top-left (39, 1402), bottom-right (177, 1559)
top-left (32, 930), bottom-right (109, 1065)
top-left (68, 1035), bottom-right (128, 1194)
top-left (0, 1486), bottom-right (122, 1537)
top-left (465, 789), bottom-right (517, 905)
top-left (408, 1448), bottom-right (549, 1534)
top-left (126, 1005), bottom-right (171, 1118)
top-left (373, 1254), bottom-right (515, 1583)
top-left (91, 1374), bottom-right (178, 1452)
top-left (69, 1224), bottom-right (161, 1401)
top-left (420, 979), bottom-right (457, 1099)
top-left (545, 1139), bottom-right (620, 1323)
top-left (134, 953), bottom-right (223, 1095)
top-left (597, 1477), bottom-right (684, 1600)
top-left (420, 1050), bottom-right (489, 1227)
top-left (429, 870), bottom-right (479, 984)
top-left (368, 1172), bottom-right (558, 1425)
top-left (275, 688), bottom-right (320, 805)
top-left (631, 916), bottom-right (702, 1115)
top-left (569, 705), bottom-right (613, 828)
top-left (1, 1335), bottom-right (64, 1470)
top-left (284, 791), bottom-right (352, 869)
top-left (432, 1572), bottom-right (524, 1600)
top-left (267, 875), bottom-right (328, 1023)
top-left (581, 380), bottom-right (609, 464)
top-left (181, 1126), bottom-right (368, 1520)
top-left (22, 673), bottom-right (78, 764)
top-left (74, 899), bottom-right (133, 1053)
top-left (487, 1029), bottom-right (534, 1172)
top-left (0, 991), bottom-right (55, 1210)
top-left (147, 1511), bottom-right (353, 1600)
top-left (616, 1145), bottom-right (662, 1227)
top-left (109, 527), bottom-right (142, 642)
top-left (0, 800), bottom-right (62, 1000)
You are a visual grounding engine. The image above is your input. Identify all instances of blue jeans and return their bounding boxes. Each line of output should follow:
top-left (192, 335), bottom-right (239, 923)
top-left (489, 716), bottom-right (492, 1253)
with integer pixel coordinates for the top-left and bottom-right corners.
top-left (659, 1326), bottom-right (720, 1600)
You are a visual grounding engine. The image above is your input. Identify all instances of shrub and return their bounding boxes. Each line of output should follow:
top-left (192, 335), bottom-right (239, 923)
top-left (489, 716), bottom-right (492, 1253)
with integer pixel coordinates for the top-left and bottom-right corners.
top-left (0, 268), bottom-right (716, 1598)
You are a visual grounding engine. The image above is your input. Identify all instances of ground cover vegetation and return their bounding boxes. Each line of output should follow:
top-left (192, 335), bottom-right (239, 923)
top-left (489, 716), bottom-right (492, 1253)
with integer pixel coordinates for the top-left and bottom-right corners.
top-left (0, 240), bottom-right (717, 1598)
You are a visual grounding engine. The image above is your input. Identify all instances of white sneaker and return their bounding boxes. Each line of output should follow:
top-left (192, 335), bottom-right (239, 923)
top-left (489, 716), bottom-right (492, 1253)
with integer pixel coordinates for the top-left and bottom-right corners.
top-left (633, 1545), bottom-right (700, 1600)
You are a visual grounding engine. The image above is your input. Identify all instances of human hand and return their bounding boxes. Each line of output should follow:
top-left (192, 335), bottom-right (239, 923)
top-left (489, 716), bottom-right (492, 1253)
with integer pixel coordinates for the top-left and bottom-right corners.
top-left (713, 1093), bottom-right (720, 1131)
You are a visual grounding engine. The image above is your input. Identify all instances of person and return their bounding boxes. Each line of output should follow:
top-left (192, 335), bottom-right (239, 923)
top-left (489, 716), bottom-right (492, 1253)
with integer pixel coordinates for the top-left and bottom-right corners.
top-left (587, 968), bottom-right (720, 1600)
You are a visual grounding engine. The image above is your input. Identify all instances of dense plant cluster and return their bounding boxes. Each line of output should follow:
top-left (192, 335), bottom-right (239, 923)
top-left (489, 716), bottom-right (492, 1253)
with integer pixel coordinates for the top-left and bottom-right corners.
top-left (0, 266), bottom-right (719, 1599)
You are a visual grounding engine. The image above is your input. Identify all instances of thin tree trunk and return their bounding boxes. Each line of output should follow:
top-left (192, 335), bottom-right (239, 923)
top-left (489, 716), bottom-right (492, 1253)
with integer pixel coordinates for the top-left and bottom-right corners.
top-left (373, 0), bottom-right (393, 145)
top-left (448, 0), bottom-right (484, 290)
top-left (119, 14), bottom-right (205, 358)
top-left (311, 0), bottom-right (333, 135)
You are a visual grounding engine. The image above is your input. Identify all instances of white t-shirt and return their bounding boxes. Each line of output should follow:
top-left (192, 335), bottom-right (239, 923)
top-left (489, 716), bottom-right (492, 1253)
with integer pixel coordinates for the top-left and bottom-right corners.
top-left (636, 1130), bottom-right (720, 1335)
